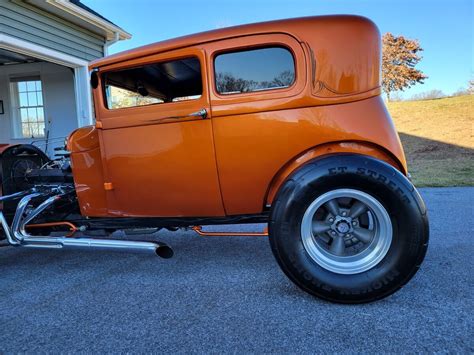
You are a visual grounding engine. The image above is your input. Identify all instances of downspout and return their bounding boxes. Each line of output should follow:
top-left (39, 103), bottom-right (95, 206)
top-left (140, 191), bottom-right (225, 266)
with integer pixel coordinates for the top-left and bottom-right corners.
top-left (104, 32), bottom-right (120, 56)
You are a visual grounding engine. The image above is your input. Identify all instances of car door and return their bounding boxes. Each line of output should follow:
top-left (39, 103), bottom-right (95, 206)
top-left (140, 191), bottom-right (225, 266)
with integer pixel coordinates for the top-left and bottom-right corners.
top-left (206, 34), bottom-right (307, 215)
top-left (94, 47), bottom-right (225, 217)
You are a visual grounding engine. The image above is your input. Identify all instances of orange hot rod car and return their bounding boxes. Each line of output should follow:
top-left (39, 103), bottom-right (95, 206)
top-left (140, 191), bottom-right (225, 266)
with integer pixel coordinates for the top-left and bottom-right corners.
top-left (0, 15), bottom-right (428, 303)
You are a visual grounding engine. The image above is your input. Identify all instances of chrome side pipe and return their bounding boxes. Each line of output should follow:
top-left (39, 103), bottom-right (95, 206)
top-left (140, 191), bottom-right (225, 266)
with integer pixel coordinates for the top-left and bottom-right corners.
top-left (19, 236), bottom-right (174, 258)
top-left (12, 192), bottom-right (44, 242)
top-left (0, 210), bottom-right (18, 245)
top-left (0, 190), bottom-right (173, 258)
top-left (0, 189), bottom-right (34, 245)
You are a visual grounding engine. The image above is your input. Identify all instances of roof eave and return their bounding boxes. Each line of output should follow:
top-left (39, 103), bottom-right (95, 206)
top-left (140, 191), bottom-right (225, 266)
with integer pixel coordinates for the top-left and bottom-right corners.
top-left (45, 0), bottom-right (131, 41)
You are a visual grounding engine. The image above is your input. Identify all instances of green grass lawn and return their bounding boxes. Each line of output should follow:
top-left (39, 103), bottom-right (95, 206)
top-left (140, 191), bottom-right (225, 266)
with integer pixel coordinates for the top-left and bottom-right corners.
top-left (388, 95), bottom-right (473, 186)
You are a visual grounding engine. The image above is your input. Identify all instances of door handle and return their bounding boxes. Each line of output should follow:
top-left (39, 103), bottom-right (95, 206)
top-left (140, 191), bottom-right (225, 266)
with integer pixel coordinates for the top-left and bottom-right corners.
top-left (189, 108), bottom-right (207, 119)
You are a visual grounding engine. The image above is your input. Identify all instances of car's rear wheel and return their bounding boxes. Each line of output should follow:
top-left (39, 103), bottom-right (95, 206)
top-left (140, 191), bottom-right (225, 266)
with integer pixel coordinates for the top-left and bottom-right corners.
top-left (269, 154), bottom-right (429, 303)
top-left (301, 188), bottom-right (393, 275)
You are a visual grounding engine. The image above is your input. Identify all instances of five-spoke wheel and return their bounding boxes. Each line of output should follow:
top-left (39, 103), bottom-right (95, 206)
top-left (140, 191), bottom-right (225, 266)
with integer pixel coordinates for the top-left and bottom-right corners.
top-left (301, 188), bottom-right (392, 274)
top-left (269, 155), bottom-right (429, 303)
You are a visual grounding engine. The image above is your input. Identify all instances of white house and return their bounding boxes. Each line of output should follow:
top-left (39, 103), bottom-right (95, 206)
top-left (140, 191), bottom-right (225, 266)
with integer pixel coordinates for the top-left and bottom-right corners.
top-left (0, 0), bottom-right (130, 154)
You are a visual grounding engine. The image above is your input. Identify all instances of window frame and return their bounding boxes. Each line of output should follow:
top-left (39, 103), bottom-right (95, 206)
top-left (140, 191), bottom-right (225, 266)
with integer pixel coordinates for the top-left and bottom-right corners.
top-left (205, 34), bottom-right (306, 117)
top-left (94, 47), bottom-right (211, 130)
top-left (9, 76), bottom-right (47, 139)
top-left (100, 55), bottom-right (204, 111)
top-left (212, 44), bottom-right (297, 97)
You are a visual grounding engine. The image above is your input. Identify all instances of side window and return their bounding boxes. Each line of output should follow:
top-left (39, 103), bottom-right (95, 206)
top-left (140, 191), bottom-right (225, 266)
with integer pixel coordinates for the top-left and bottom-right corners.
top-left (102, 57), bottom-right (202, 109)
top-left (214, 47), bottom-right (295, 95)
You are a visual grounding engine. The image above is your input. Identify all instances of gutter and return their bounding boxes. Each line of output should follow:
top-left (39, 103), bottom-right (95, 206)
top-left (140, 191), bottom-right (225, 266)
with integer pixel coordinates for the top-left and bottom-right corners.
top-left (104, 32), bottom-right (120, 56)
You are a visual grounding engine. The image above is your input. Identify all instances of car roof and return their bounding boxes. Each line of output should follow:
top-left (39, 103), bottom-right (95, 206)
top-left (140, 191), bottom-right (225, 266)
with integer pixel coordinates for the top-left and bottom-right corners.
top-left (90, 15), bottom-right (374, 69)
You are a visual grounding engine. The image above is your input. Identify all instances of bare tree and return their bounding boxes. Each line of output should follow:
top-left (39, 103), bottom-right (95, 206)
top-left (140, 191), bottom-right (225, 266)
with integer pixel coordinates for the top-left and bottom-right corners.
top-left (410, 89), bottom-right (445, 101)
top-left (215, 73), bottom-right (257, 93)
top-left (452, 86), bottom-right (470, 97)
top-left (271, 70), bottom-right (295, 87)
top-left (389, 92), bottom-right (405, 102)
top-left (215, 71), bottom-right (294, 93)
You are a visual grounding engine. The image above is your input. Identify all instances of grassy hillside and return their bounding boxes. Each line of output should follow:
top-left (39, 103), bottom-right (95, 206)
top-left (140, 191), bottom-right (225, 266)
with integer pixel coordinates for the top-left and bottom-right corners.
top-left (388, 95), bottom-right (473, 186)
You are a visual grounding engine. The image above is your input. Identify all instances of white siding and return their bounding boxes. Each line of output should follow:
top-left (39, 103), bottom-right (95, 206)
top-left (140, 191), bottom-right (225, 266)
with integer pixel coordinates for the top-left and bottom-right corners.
top-left (0, 0), bottom-right (105, 61)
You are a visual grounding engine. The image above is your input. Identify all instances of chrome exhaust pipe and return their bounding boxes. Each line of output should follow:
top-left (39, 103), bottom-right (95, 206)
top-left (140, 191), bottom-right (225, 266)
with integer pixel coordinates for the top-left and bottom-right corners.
top-left (0, 189), bottom-right (174, 258)
top-left (20, 236), bottom-right (174, 258)
top-left (0, 189), bottom-right (36, 245)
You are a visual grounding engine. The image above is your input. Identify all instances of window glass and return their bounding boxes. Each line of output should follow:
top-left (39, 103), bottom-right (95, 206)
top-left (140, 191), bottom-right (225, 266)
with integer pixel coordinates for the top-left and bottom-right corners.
top-left (103, 57), bottom-right (202, 109)
top-left (13, 79), bottom-right (45, 138)
top-left (214, 47), bottom-right (295, 95)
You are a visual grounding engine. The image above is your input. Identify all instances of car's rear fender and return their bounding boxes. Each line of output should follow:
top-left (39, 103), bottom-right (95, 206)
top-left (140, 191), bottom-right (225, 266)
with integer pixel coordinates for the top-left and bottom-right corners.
top-left (265, 141), bottom-right (406, 206)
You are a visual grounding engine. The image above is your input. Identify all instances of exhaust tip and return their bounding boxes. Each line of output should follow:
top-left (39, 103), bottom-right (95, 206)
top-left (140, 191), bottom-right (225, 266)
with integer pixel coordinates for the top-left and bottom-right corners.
top-left (156, 244), bottom-right (174, 259)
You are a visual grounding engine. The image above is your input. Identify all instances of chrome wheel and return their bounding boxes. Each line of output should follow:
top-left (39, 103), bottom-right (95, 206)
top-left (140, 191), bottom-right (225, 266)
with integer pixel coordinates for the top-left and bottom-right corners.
top-left (301, 189), bottom-right (392, 275)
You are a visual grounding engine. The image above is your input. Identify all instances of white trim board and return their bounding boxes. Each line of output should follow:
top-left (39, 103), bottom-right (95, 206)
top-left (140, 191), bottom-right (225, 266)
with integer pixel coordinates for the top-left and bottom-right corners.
top-left (0, 33), bottom-right (88, 68)
top-left (45, 0), bottom-right (131, 41)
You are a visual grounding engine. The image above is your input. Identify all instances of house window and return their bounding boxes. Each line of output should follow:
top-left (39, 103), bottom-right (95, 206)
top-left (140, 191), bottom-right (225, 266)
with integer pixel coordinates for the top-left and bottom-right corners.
top-left (214, 46), bottom-right (295, 95)
top-left (10, 77), bottom-right (45, 138)
top-left (102, 57), bottom-right (203, 110)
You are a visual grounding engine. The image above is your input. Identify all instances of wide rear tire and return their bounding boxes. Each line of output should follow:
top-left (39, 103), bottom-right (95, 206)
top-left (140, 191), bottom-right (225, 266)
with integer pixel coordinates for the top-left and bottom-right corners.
top-left (269, 154), bottom-right (429, 303)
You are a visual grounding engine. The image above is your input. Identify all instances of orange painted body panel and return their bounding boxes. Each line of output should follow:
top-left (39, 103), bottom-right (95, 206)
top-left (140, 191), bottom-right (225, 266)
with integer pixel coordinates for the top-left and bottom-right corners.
top-left (212, 96), bottom-right (405, 215)
top-left (67, 15), bottom-right (407, 218)
top-left (68, 126), bottom-right (108, 216)
top-left (96, 120), bottom-right (225, 217)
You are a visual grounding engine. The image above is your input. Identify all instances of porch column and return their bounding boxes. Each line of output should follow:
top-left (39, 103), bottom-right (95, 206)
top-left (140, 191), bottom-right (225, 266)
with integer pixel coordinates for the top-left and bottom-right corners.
top-left (74, 66), bottom-right (94, 127)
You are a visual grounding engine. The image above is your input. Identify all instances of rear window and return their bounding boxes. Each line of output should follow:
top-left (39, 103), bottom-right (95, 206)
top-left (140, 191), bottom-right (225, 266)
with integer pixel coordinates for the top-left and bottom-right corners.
top-left (214, 47), bottom-right (295, 95)
top-left (102, 57), bottom-right (202, 109)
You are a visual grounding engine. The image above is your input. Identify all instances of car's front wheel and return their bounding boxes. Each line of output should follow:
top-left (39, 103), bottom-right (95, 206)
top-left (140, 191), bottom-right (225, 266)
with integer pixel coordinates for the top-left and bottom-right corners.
top-left (269, 154), bottom-right (429, 303)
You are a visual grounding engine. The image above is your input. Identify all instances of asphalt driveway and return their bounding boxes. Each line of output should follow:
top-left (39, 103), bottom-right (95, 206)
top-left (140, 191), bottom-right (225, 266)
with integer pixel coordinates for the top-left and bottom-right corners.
top-left (0, 187), bottom-right (473, 353)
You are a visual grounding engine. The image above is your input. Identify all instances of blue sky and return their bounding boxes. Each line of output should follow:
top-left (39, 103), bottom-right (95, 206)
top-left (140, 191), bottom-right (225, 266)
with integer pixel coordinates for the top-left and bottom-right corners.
top-left (82, 0), bottom-right (473, 98)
